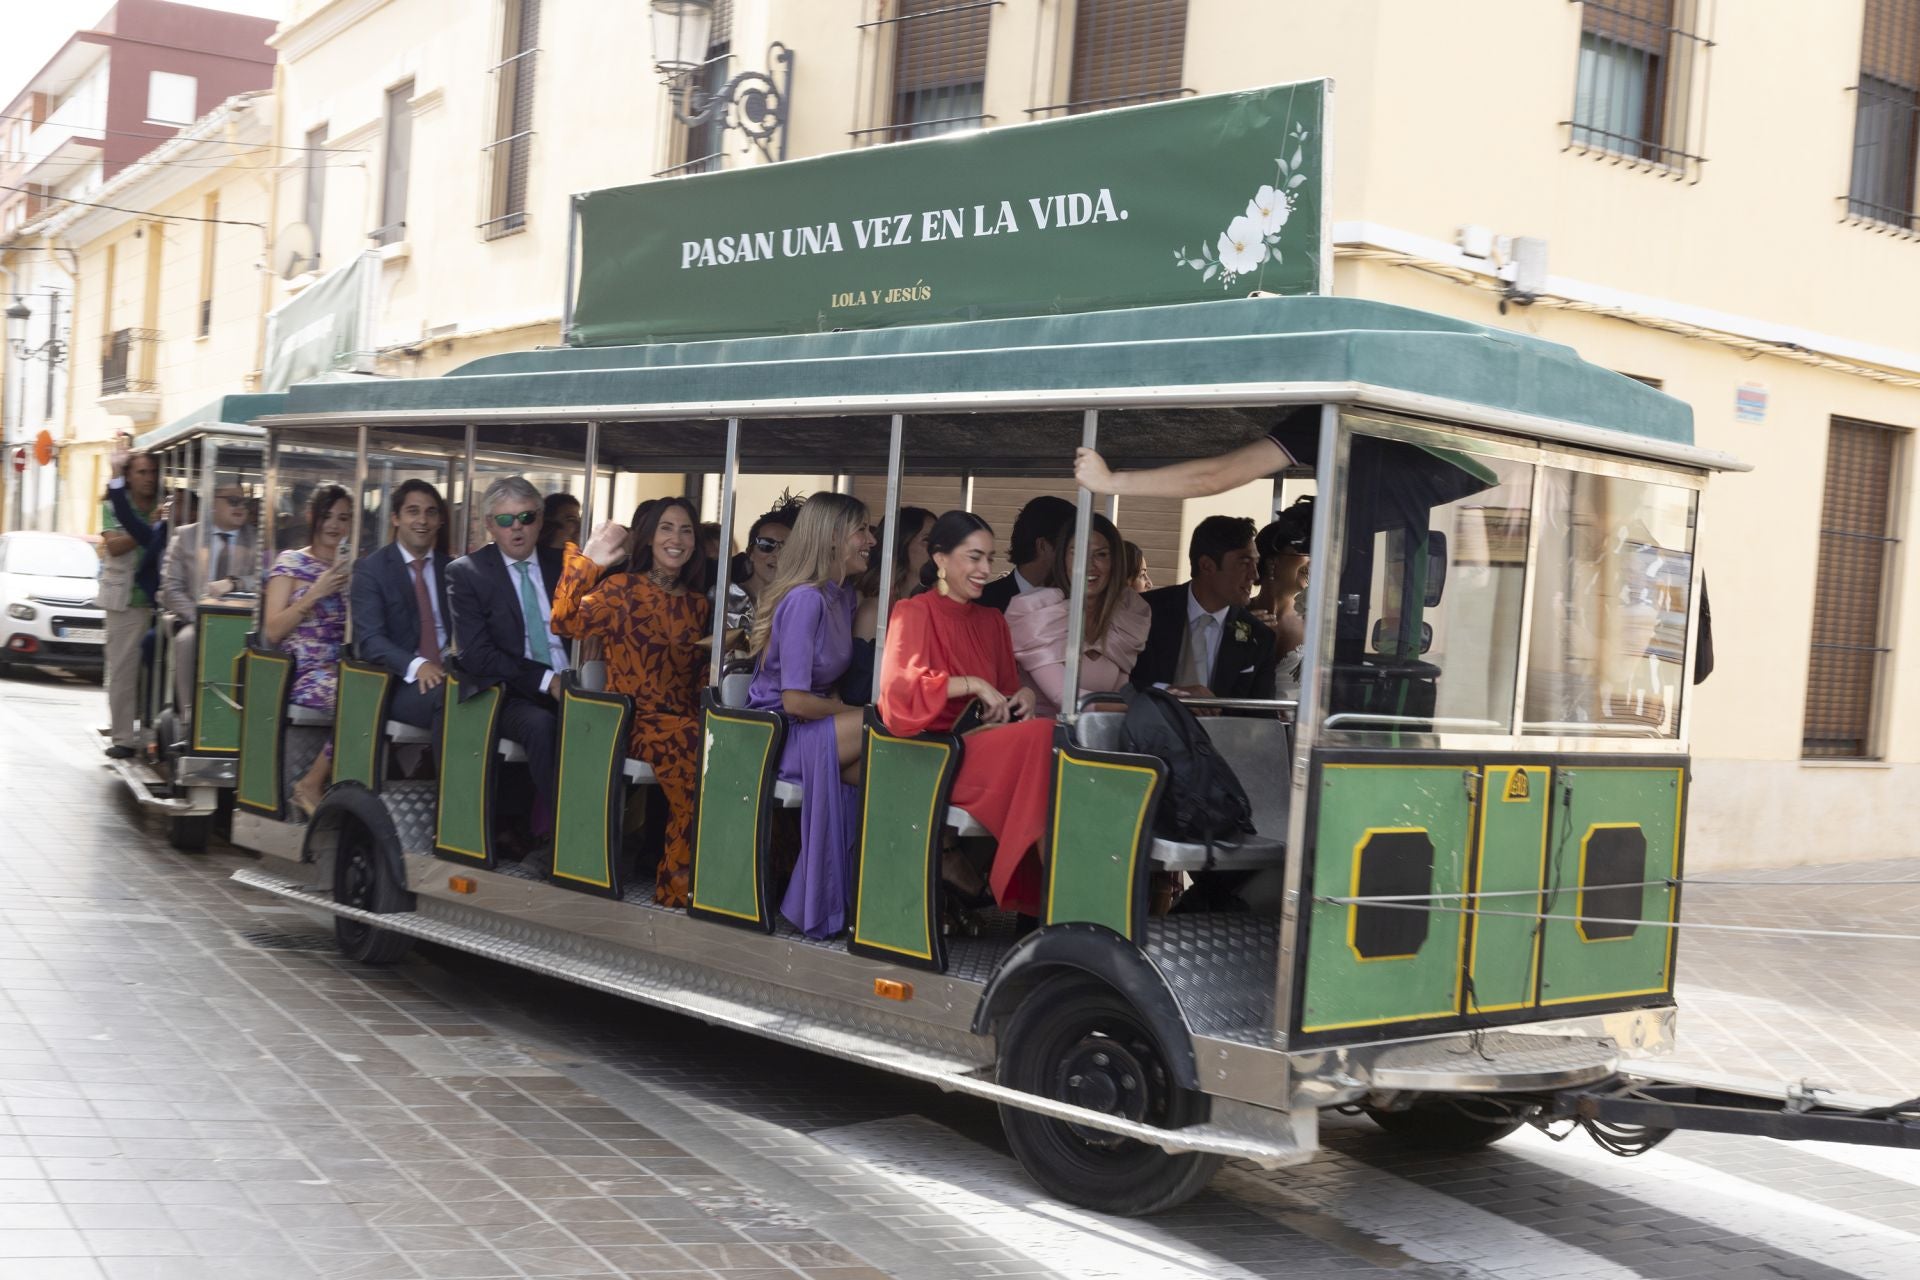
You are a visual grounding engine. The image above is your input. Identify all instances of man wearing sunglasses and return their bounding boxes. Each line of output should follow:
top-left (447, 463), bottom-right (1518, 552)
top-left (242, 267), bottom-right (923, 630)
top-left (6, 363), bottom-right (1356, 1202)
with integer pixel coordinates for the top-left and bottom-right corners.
top-left (158, 477), bottom-right (259, 725)
top-left (446, 476), bottom-right (568, 855)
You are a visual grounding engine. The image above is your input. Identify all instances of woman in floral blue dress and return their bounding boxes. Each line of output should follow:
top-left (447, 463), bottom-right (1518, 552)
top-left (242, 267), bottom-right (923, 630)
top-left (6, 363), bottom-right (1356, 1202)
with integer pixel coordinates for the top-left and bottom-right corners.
top-left (264, 484), bottom-right (353, 816)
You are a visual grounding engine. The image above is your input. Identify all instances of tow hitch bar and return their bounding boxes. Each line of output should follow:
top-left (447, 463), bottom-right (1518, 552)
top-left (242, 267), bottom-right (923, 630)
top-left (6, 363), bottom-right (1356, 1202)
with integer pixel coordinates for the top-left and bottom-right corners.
top-left (1549, 1077), bottom-right (1920, 1150)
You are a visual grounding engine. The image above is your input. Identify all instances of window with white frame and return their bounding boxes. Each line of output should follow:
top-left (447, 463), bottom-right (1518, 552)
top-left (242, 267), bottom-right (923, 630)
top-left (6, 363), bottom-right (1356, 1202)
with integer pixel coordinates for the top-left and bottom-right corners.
top-left (146, 70), bottom-right (198, 125)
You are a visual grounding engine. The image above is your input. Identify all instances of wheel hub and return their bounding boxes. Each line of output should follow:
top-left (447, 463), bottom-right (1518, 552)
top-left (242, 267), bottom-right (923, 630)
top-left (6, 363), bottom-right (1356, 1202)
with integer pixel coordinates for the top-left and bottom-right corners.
top-left (1059, 1035), bottom-right (1152, 1147)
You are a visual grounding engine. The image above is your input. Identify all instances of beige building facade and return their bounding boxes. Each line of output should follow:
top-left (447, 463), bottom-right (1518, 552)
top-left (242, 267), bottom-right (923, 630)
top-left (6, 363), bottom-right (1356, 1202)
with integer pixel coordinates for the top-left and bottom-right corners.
top-left (4, 0), bottom-right (1913, 870)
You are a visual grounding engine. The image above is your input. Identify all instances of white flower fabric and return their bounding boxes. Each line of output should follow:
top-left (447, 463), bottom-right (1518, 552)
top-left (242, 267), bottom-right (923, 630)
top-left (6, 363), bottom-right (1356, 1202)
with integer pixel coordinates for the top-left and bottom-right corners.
top-left (1216, 215), bottom-right (1268, 275)
top-left (1246, 185), bottom-right (1291, 237)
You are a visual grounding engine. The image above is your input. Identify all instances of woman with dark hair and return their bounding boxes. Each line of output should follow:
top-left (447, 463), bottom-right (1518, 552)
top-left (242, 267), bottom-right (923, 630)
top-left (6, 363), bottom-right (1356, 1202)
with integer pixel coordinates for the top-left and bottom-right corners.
top-left (1007, 513), bottom-right (1150, 718)
top-left (264, 483), bottom-right (354, 816)
top-left (844, 504), bottom-right (934, 703)
top-left (878, 510), bottom-right (1056, 917)
top-left (726, 496), bottom-right (803, 639)
top-left (541, 493), bottom-right (582, 551)
top-left (1251, 497), bottom-right (1312, 698)
top-left (747, 493), bottom-right (875, 937)
top-left (552, 498), bottom-right (711, 905)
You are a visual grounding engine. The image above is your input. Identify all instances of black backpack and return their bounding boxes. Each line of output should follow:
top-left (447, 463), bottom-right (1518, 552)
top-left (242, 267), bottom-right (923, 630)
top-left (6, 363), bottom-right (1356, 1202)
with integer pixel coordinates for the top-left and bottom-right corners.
top-left (1118, 687), bottom-right (1255, 851)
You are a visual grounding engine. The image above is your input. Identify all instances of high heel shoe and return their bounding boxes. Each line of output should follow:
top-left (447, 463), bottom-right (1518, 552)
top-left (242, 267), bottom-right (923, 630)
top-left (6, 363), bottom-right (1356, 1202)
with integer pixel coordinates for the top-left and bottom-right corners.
top-left (290, 784), bottom-right (323, 819)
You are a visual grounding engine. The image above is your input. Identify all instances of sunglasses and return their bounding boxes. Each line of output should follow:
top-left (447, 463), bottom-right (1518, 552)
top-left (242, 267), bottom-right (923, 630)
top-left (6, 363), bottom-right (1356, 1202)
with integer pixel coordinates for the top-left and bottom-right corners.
top-left (752, 537), bottom-right (785, 553)
top-left (490, 511), bottom-right (539, 528)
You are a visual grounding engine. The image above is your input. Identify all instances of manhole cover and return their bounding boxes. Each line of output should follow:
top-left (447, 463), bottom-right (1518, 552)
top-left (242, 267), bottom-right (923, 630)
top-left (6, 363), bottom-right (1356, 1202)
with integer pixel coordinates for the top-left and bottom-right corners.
top-left (234, 928), bottom-right (337, 952)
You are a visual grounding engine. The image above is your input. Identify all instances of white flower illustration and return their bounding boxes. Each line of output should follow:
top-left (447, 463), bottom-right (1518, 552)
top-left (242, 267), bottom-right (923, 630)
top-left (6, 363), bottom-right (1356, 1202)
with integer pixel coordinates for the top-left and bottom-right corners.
top-left (1217, 215), bottom-right (1268, 275)
top-left (1246, 184), bottom-right (1291, 237)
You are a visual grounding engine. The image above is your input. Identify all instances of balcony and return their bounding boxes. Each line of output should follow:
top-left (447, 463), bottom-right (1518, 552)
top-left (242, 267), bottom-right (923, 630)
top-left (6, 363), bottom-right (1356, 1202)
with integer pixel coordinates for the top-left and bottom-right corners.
top-left (18, 81), bottom-right (107, 184)
top-left (98, 328), bottom-right (161, 423)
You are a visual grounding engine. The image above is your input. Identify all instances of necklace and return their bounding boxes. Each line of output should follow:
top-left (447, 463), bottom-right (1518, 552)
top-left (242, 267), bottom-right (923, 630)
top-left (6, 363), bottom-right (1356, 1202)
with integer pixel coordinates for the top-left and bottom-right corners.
top-left (647, 566), bottom-right (680, 589)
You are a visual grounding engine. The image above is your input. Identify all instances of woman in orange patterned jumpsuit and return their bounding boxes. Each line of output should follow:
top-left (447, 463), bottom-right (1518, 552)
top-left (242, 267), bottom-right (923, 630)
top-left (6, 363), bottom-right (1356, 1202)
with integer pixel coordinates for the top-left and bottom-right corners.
top-left (552, 497), bottom-right (710, 906)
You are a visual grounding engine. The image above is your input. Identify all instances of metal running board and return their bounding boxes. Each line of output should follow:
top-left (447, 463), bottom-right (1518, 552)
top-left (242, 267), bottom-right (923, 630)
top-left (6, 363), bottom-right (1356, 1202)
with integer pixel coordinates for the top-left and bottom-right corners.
top-left (230, 865), bottom-right (1310, 1165)
top-left (105, 756), bottom-right (201, 815)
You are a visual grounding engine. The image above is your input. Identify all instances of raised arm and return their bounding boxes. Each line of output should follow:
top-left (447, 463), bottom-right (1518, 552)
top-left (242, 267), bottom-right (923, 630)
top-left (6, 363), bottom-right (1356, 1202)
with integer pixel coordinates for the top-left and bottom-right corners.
top-left (551, 524), bottom-right (627, 642)
top-left (1074, 436), bottom-right (1293, 500)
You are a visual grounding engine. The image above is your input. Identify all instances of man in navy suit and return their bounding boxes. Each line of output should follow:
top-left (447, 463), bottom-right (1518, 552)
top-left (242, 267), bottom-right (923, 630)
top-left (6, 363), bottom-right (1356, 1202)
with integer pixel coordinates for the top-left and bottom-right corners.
top-left (445, 475), bottom-right (567, 819)
top-left (978, 495), bottom-right (1075, 613)
top-left (350, 479), bottom-right (452, 734)
top-left (1132, 516), bottom-right (1278, 701)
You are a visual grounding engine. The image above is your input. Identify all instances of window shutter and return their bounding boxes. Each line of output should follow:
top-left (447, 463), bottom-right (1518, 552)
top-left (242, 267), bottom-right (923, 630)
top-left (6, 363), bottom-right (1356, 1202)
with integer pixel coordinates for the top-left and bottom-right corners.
top-left (1067, 0), bottom-right (1189, 113)
top-left (893, 0), bottom-right (991, 96)
top-left (1581, 0), bottom-right (1675, 53)
top-left (1802, 418), bottom-right (1901, 758)
top-left (1861, 0), bottom-right (1920, 89)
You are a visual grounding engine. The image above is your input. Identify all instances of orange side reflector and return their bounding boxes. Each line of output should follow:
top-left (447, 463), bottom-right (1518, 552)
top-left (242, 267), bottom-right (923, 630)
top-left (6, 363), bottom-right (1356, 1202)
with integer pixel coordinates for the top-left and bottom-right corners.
top-left (874, 978), bottom-right (913, 1002)
top-left (449, 876), bottom-right (477, 894)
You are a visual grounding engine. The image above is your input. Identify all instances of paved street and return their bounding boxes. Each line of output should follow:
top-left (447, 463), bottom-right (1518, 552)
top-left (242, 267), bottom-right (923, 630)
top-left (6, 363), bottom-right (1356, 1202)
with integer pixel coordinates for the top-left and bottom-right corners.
top-left (2, 666), bottom-right (1917, 1280)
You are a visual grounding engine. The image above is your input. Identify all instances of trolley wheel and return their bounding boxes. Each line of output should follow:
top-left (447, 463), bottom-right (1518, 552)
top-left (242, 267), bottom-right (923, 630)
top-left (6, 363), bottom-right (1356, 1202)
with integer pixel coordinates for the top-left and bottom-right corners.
top-left (167, 813), bottom-right (211, 852)
top-left (996, 973), bottom-right (1222, 1215)
top-left (332, 808), bottom-right (413, 965)
top-left (1365, 1099), bottom-right (1525, 1151)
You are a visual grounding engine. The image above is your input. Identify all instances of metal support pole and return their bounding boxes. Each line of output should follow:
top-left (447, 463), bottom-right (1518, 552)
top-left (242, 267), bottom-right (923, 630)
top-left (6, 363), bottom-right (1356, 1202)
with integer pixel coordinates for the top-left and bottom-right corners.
top-left (870, 414), bottom-right (905, 702)
top-left (708, 417), bottom-right (740, 690)
top-left (1061, 409), bottom-right (1098, 729)
top-left (576, 420), bottom-right (600, 670)
top-left (459, 425), bottom-right (478, 555)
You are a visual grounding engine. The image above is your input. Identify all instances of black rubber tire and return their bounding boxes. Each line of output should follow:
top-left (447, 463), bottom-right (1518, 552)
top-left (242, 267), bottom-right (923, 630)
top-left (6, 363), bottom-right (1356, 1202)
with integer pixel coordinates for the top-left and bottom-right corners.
top-left (997, 973), bottom-right (1222, 1215)
top-left (167, 813), bottom-right (212, 852)
top-left (1365, 1100), bottom-right (1525, 1151)
top-left (332, 809), bottom-right (414, 965)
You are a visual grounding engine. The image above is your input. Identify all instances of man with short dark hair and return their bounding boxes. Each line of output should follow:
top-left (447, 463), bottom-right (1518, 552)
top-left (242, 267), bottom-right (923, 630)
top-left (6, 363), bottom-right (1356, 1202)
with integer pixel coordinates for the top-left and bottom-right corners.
top-left (1132, 515), bottom-right (1277, 699)
top-left (100, 448), bottom-right (162, 757)
top-left (159, 477), bottom-right (258, 722)
top-left (979, 494), bottom-right (1076, 612)
top-left (350, 479), bottom-right (452, 732)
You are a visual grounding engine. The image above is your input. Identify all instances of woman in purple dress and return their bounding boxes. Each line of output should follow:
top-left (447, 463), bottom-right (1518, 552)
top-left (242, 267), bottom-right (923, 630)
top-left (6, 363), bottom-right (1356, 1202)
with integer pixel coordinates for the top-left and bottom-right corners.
top-left (747, 494), bottom-right (876, 937)
top-left (263, 484), bottom-right (353, 816)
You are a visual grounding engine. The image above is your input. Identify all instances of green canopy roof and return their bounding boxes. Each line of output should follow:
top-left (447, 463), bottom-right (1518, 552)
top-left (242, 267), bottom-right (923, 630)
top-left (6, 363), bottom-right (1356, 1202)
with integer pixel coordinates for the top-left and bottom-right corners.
top-left (136, 393), bottom-right (285, 453)
top-left (261, 297), bottom-right (1717, 466)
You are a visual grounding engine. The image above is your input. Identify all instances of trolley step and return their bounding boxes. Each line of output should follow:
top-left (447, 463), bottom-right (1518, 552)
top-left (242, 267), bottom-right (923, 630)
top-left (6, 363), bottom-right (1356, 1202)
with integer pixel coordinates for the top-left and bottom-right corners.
top-left (228, 865), bottom-right (1314, 1167)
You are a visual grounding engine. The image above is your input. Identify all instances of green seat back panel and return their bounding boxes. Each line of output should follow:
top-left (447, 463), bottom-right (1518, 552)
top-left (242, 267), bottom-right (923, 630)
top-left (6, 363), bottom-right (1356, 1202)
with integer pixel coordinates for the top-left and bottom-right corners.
top-left (850, 720), bottom-right (953, 971)
top-left (1539, 766), bottom-right (1683, 1007)
top-left (332, 661), bottom-right (393, 793)
top-left (1045, 743), bottom-right (1162, 940)
top-left (552, 686), bottom-right (633, 896)
top-left (1300, 763), bottom-right (1472, 1034)
top-left (435, 674), bottom-right (500, 866)
top-left (234, 648), bottom-right (292, 818)
top-left (1467, 765), bottom-right (1552, 1013)
top-left (690, 698), bottom-right (780, 930)
top-left (191, 609), bottom-right (252, 754)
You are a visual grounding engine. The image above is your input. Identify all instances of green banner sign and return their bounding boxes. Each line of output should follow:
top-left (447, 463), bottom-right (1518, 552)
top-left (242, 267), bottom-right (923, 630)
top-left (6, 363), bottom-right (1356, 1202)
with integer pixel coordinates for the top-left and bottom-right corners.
top-left (569, 81), bottom-right (1328, 347)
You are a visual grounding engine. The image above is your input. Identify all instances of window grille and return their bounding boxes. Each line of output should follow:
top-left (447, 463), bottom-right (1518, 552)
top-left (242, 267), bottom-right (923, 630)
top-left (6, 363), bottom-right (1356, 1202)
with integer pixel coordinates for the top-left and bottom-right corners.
top-left (482, 0), bottom-right (540, 238)
top-left (852, 0), bottom-right (996, 146)
top-left (1848, 0), bottom-right (1920, 231)
top-left (1028, 0), bottom-right (1190, 119)
top-left (1565, 0), bottom-right (1711, 179)
top-left (657, 0), bottom-right (733, 177)
top-left (1803, 418), bottom-right (1904, 759)
top-left (100, 328), bottom-right (160, 395)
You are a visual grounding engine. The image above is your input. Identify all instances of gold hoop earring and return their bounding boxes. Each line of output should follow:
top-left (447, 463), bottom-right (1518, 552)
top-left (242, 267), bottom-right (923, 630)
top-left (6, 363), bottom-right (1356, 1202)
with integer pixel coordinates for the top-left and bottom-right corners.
top-left (935, 565), bottom-right (950, 597)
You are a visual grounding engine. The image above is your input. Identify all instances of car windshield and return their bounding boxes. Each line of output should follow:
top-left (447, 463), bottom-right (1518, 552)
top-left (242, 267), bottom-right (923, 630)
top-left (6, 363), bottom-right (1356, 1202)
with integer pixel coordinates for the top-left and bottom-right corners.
top-left (7, 536), bottom-right (101, 580)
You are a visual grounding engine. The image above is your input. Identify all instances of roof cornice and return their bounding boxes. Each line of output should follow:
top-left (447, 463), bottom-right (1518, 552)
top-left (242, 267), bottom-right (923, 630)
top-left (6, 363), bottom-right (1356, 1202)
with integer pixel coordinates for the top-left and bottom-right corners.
top-left (270, 0), bottom-right (394, 60)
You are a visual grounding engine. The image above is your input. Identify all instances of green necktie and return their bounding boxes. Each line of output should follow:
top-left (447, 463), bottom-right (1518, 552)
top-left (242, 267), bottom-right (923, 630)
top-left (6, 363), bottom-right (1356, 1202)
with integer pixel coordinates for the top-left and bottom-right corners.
top-left (515, 560), bottom-right (553, 667)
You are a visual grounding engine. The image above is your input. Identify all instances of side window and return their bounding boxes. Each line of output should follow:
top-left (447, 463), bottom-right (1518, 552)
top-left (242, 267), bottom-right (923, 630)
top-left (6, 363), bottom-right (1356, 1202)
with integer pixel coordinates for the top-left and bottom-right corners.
top-left (1325, 430), bottom-right (1533, 736)
top-left (1523, 470), bottom-right (1697, 738)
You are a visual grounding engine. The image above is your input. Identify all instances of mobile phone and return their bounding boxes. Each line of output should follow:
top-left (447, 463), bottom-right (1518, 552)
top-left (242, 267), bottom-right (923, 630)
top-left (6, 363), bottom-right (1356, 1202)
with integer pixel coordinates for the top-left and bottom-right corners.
top-left (336, 539), bottom-right (353, 563)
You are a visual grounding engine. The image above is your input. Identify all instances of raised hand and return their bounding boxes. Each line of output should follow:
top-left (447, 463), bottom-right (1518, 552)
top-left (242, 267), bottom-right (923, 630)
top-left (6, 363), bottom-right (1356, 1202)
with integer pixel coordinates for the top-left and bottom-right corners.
top-left (582, 521), bottom-right (630, 568)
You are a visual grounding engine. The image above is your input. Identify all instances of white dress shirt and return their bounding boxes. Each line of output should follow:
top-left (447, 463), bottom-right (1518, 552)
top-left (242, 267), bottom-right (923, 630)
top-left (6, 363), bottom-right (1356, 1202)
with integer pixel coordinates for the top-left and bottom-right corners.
top-left (1012, 567), bottom-right (1040, 595)
top-left (399, 544), bottom-right (449, 683)
top-left (1180, 587), bottom-right (1232, 688)
top-left (501, 548), bottom-right (563, 691)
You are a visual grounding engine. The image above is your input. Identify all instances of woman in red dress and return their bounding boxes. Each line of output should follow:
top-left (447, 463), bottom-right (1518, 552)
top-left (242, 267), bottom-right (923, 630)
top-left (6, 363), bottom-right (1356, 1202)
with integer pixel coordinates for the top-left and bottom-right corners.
top-left (878, 511), bottom-right (1056, 916)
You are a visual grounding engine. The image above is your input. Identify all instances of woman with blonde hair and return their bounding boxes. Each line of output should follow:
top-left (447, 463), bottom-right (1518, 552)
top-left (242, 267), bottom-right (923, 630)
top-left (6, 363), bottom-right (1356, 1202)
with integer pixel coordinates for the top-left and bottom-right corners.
top-left (1008, 513), bottom-right (1150, 718)
top-left (746, 493), bottom-right (877, 937)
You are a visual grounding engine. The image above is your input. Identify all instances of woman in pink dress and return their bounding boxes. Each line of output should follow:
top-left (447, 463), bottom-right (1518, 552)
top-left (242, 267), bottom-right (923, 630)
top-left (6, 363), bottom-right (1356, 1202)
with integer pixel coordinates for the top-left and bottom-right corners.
top-left (1007, 513), bottom-right (1150, 718)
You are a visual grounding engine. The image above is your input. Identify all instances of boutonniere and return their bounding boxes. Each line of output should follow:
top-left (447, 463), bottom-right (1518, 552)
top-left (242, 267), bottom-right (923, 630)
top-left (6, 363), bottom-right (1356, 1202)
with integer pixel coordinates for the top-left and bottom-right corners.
top-left (1232, 620), bottom-right (1252, 645)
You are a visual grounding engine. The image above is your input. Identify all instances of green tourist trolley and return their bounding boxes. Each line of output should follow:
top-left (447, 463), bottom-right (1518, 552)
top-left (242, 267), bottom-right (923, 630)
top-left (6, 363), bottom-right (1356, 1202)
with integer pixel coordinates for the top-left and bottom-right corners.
top-left (220, 81), bottom-right (1918, 1210)
top-left (106, 396), bottom-right (279, 850)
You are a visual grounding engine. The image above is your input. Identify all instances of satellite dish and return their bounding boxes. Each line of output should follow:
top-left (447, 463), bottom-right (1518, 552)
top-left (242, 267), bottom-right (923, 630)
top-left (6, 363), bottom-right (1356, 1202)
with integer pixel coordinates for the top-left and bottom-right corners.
top-left (276, 221), bottom-right (317, 279)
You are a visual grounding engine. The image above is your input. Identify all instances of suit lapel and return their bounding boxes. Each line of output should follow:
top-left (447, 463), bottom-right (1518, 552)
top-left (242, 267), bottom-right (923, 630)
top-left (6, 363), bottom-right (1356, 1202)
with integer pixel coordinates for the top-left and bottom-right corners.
top-left (1209, 608), bottom-right (1247, 695)
top-left (1145, 588), bottom-right (1187, 685)
top-left (385, 545), bottom-right (420, 636)
top-left (484, 545), bottom-right (528, 641)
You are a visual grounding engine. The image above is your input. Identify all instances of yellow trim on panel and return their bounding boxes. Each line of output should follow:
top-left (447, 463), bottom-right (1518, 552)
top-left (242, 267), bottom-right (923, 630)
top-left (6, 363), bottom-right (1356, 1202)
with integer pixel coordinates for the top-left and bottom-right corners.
top-left (1045, 751), bottom-right (1157, 930)
top-left (1466, 766), bottom-right (1552, 1013)
top-left (1346, 826), bottom-right (1430, 964)
top-left (1663, 768), bottom-right (1685, 992)
top-left (1575, 821), bottom-right (1645, 945)
top-left (551, 689), bottom-right (618, 890)
top-left (690, 709), bottom-right (776, 921)
top-left (852, 726), bottom-right (946, 960)
top-left (434, 676), bottom-right (500, 862)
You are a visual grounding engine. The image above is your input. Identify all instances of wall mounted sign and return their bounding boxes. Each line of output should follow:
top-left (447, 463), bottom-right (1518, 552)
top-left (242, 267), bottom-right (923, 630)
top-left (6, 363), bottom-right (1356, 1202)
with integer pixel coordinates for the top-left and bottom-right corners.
top-left (568, 80), bottom-right (1329, 346)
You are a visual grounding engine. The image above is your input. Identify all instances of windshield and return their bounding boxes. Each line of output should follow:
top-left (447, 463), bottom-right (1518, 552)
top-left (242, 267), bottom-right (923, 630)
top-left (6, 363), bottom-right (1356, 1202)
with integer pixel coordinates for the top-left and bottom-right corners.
top-left (4, 536), bottom-right (101, 580)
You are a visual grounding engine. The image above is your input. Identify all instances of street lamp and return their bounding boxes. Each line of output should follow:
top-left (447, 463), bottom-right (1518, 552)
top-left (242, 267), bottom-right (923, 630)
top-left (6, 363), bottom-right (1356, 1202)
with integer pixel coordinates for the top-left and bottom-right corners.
top-left (646, 0), bottom-right (793, 163)
top-left (5, 291), bottom-right (65, 366)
